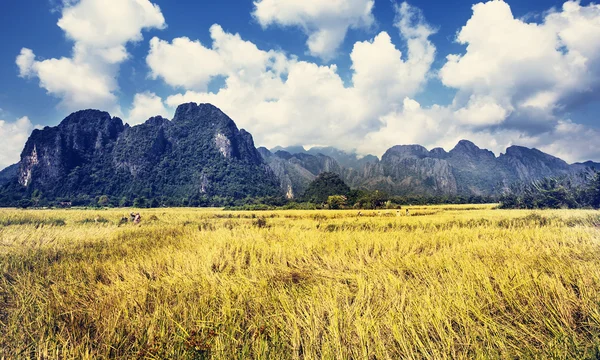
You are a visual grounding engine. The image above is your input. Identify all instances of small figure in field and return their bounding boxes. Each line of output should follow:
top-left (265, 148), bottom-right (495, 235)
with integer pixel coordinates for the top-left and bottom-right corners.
top-left (94, 216), bottom-right (100, 224)
top-left (119, 217), bottom-right (128, 226)
top-left (406, 209), bottom-right (410, 216)
top-left (133, 213), bottom-right (142, 224)
top-left (130, 212), bottom-right (136, 222)
top-left (357, 211), bottom-right (362, 217)
top-left (396, 210), bottom-right (401, 217)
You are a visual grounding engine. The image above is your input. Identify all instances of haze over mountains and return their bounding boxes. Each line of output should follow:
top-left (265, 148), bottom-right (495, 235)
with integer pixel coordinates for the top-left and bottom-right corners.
top-left (0, 103), bottom-right (598, 205)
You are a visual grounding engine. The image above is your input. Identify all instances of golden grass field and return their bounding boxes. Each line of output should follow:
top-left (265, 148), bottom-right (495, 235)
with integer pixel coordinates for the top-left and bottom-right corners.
top-left (1, 205), bottom-right (600, 359)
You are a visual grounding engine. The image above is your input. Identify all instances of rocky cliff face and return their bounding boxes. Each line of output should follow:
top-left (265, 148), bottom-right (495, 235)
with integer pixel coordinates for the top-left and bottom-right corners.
top-left (572, 161), bottom-right (600, 172)
top-left (325, 141), bottom-right (597, 197)
top-left (499, 146), bottom-right (572, 181)
top-left (258, 149), bottom-right (344, 199)
top-left (10, 103), bottom-right (280, 202)
top-left (19, 110), bottom-right (125, 188)
top-left (444, 140), bottom-right (510, 195)
top-left (375, 145), bottom-right (458, 195)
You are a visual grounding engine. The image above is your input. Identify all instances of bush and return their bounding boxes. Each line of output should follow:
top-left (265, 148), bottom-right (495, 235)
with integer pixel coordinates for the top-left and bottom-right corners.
top-left (327, 195), bottom-right (347, 210)
top-left (98, 195), bottom-right (110, 207)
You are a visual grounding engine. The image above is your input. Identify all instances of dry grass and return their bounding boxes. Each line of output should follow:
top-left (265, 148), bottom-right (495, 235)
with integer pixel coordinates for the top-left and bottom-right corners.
top-left (1, 205), bottom-right (600, 359)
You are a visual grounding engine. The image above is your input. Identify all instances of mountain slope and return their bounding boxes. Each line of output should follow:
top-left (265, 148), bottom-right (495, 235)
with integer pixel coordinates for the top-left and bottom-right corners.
top-left (0, 164), bottom-right (18, 186)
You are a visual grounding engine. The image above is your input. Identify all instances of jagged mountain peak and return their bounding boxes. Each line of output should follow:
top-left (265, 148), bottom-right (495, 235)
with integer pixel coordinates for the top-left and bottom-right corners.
top-left (450, 140), bottom-right (495, 159)
top-left (173, 102), bottom-right (230, 125)
top-left (56, 109), bottom-right (125, 137)
top-left (384, 145), bottom-right (430, 159)
top-left (504, 145), bottom-right (560, 160)
top-left (144, 115), bottom-right (170, 127)
top-left (502, 145), bottom-right (569, 167)
top-left (430, 147), bottom-right (448, 158)
top-left (257, 147), bottom-right (272, 157)
top-left (274, 150), bottom-right (294, 160)
top-left (271, 145), bottom-right (307, 154)
top-left (60, 109), bottom-right (115, 125)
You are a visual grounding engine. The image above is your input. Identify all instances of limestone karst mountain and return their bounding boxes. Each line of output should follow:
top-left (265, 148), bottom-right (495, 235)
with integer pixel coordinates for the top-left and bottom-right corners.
top-left (1, 103), bottom-right (280, 205)
top-left (0, 103), bottom-right (598, 205)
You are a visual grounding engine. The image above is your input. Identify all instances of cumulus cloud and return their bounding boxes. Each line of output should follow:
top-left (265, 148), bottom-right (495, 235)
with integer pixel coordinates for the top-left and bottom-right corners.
top-left (147, 25), bottom-right (288, 91)
top-left (150, 2), bottom-right (436, 152)
top-left (0, 116), bottom-right (37, 169)
top-left (128, 92), bottom-right (171, 125)
top-left (17, 48), bottom-right (119, 111)
top-left (439, 0), bottom-right (600, 133)
top-left (16, 0), bottom-right (165, 112)
top-left (57, 0), bottom-right (165, 48)
top-left (252, 0), bottom-right (375, 60)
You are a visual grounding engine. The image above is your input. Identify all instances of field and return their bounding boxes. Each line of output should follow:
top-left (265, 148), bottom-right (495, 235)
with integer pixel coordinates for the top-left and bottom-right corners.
top-left (1, 205), bottom-right (600, 359)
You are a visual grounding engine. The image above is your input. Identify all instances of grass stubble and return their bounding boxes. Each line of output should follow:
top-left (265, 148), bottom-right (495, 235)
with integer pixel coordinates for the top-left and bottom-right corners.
top-left (0, 205), bottom-right (599, 359)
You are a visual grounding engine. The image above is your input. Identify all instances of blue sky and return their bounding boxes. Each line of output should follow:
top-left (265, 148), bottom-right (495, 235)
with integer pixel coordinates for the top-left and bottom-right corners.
top-left (1, 0), bottom-right (599, 168)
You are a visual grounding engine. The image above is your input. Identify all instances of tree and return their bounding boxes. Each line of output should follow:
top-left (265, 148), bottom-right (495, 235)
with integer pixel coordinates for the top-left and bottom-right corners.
top-left (98, 195), bottom-right (110, 207)
top-left (302, 172), bottom-right (350, 204)
top-left (355, 190), bottom-right (388, 209)
top-left (18, 199), bottom-right (32, 209)
top-left (327, 195), bottom-right (347, 210)
top-left (31, 189), bottom-right (42, 207)
top-left (133, 197), bottom-right (147, 208)
top-left (119, 196), bottom-right (130, 208)
top-left (589, 172), bottom-right (600, 209)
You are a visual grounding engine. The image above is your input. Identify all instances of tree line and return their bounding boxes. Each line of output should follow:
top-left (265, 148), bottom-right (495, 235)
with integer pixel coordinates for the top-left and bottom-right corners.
top-left (5, 171), bottom-right (599, 210)
top-left (499, 172), bottom-right (600, 209)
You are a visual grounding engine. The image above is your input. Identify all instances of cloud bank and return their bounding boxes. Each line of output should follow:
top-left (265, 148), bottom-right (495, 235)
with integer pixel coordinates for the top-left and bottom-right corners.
top-left (12, 0), bottom-right (600, 165)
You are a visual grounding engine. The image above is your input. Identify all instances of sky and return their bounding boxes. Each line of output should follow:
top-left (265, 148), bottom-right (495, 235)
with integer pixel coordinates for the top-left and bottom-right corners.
top-left (1, 0), bottom-right (600, 169)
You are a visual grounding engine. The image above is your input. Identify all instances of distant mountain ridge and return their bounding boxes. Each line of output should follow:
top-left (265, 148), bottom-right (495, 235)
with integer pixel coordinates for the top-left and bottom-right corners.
top-left (0, 103), bottom-right (598, 205)
top-left (270, 146), bottom-right (378, 170)
top-left (264, 140), bottom-right (599, 198)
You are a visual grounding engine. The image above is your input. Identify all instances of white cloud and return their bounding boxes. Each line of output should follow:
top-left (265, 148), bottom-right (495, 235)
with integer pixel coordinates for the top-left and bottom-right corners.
top-left (18, 49), bottom-right (119, 111)
top-left (439, 0), bottom-right (600, 131)
top-left (539, 120), bottom-right (600, 163)
top-left (454, 96), bottom-right (510, 127)
top-left (252, 0), bottom-right (375, 60)
top-left (128, 92), bottom-right (171, 125)
top-left (16, 48), bottom-right (35, 78)
top-left (16, 0), bottom-right (166, 113)
top-left (0, 116), bottom-right (37, 169)
top-left (150, 2), bottom-right (436, 152)
top-left (147, 25), bottom-right (290, 91)
top-left (57, 0), bottom-right (165, 48)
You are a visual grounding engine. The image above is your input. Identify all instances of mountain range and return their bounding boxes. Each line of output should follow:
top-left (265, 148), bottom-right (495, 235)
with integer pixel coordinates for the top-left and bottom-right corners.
top-left (0, 103), bottom-right (598, 205)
